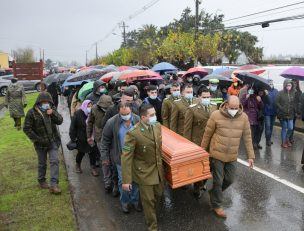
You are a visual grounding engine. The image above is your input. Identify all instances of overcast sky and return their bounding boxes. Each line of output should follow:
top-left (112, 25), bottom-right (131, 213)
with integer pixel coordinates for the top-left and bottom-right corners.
top-left (1, 0), bottom-right (304, 65)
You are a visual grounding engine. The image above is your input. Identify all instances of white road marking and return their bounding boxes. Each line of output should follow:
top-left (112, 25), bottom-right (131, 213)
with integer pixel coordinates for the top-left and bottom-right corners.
top-left (237, 158), bottom-right (304, 194)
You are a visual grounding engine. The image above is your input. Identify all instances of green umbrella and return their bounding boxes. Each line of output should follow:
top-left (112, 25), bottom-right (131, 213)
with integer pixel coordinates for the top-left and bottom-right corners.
top-left (78, 81), bottom-right (94, 102)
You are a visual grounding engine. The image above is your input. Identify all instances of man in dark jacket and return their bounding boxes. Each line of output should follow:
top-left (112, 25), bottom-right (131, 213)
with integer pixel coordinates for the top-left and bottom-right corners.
top-left (143, 85), bottom-right (162, 123)
top-left (23, 92), bottom-right (63, 194)
top-left (87, 95), bottom-right (113, 188)
top-left (264, 80), bottom-right (278, 146)
top-left (100, 102), bottom-right (140, 213)
top-left (85, 80), bottom-right (107, 105)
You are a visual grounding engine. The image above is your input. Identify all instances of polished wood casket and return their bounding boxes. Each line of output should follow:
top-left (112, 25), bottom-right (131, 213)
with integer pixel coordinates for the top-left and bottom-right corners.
top-left (161, 126), bottom-right (212, 189)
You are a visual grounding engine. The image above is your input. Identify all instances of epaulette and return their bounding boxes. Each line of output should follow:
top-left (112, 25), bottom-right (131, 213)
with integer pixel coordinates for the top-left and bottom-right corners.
top-left (174, 99), bottom-right (181, 102)
top-left (129, 124), bottom-right (137, 132)
top-left (189, 104), bottom-right (197, 108)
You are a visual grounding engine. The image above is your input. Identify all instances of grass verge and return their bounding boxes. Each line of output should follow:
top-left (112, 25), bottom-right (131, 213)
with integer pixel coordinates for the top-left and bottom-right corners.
top-left (0, 93), bottom-right (77, 231)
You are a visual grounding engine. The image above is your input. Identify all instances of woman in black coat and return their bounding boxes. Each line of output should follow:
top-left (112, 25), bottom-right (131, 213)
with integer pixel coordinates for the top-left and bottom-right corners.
top-left (69, 100), bottom-right (99, 176)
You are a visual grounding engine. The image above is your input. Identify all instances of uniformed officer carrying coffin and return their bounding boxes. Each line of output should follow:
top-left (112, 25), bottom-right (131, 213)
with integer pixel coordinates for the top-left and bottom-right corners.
top-left (122, 104), bottom-right (164, 231)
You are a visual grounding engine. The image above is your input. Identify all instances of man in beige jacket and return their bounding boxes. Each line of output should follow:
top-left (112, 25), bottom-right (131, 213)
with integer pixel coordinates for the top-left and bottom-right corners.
top-left (201, 95), bottom-right (255, 218)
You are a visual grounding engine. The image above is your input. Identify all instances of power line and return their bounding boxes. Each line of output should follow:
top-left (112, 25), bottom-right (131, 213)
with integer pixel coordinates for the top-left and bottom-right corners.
top-left (224, 1), bottom-right (304, 22)
top-left (224, 14), bottom-right (304, 30)
top-left (87, 0), bottom-right (161, 53)
top-left (225, 6), bottom-right (304, 25)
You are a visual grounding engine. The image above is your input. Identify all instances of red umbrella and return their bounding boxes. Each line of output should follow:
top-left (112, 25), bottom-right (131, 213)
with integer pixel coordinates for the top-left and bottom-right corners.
top-left (182, 67), bottom-right (209, 79)
top-left (99, 71), bottom-right (119, 83)
top-left (118, 70), bottom-right (161, 82)
top-left (233, 64), bottom-right (265, 76)
top-left (118, 66), bottom-right (136, 71)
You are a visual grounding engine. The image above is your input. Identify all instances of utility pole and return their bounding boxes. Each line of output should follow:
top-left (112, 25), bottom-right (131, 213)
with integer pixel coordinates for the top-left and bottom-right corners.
top-left (95, 42), bottom-right (98, 65)
top-left (119, 21), bottom-right (128, 47)
top-left (194, 0), bottom-right (201, 66)
top-left (85, 50), bottom-right (88, 66)
top-left (42, 49), bottom-right (45, 63)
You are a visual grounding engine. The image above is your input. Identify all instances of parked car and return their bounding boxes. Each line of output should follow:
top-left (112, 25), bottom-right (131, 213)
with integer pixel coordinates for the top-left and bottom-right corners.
top-left (0, 75), bottom-right (41, 96)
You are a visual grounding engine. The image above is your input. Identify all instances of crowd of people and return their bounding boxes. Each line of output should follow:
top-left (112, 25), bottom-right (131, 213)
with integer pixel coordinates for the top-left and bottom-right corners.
top-left (3, 72), bottom-right (304, 231)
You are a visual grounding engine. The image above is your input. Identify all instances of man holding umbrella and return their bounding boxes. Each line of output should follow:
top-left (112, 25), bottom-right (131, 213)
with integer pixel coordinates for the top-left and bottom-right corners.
top-left (208, 79), bottom-right (223, 108)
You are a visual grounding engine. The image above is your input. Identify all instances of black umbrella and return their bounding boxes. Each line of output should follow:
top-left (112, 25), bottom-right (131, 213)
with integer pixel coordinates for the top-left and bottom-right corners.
top-left (67, 69), bottom-right (115, 83)
top-left (235, 72), bottom-right (271, 90)
top-left (201, 74), bottom-right (232, 88)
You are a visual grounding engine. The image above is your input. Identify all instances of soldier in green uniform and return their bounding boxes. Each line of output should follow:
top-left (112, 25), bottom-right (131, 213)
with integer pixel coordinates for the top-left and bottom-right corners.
top-left (209, 79), bottom-right (224, 108)
top-left (184, 86), bottom-right (217, 198)
top-left (121, 104), bottom-right (164, 231)
top-left (161, 82), bottom-right (181, 128)
top-left (170, 83), bottom-right (199, 136)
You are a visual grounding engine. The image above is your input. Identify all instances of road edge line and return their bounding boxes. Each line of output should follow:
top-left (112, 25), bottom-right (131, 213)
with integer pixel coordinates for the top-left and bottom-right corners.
top-left (237, 158), bottom-right (304, 194)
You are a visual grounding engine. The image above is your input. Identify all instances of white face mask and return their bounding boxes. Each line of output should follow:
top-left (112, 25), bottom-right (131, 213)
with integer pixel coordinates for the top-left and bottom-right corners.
top-left (87, 107), bottom-right (91, 114)
top-left (228, 109), bottom-right (238, 117)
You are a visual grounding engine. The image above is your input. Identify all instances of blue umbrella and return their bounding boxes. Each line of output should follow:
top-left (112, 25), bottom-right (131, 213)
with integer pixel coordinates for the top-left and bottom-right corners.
top-left (152, 62), bottom-right (177, 72)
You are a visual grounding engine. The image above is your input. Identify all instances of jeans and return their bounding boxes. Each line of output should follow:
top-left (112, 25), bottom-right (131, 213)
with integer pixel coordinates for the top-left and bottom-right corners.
top-left (210, 158), bottom-right (237, 209)
top-left (116, 164), bottom-right (139, 206)
top-left (34, 142), bottom-right (59, 186)
top-left (289, 117), bottom-right (297, 142)
top-left (280, 119), bottom-right (293, 143)
top-left (264, 115), bottom-right (276, 142)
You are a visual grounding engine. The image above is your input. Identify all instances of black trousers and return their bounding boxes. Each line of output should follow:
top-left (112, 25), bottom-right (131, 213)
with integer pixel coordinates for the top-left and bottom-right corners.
top-left (76, 145), bottom-right (98, 167)
top-left (251, 122), bottom-right (264, 145)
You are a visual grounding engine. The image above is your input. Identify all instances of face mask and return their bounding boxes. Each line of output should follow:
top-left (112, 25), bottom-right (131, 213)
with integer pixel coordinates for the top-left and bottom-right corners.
top-left (87, 107), bottom-right (91, 114)
top-left (99, 88), bottom-right (106, 94)
top-left (40, 103), bottom-right (50, 111)
top-left (184, 93), bottom-right (193, 100)
top-left (121, 114), bottom-right (131, 121)
top-left (228, 109), bottom-right (238, 117)
top-left (149, 95), bottom-right (157, 100)
top-left (210, 85), bottom-right (217, 91)
top-left (172, 91), bottom-right (181, 98)
top-left (233, 82), bottom-right (238, 87)
top-left (248, 89), bottom-right (254, 95)
top-left (148, 115), bottom-right (157, 126)
top-left (286, 86), bottom-right (292, 91)
top-left (187, 78), bottom-right (193, 82)
top-left (201, 98), bottom-right (210, 107)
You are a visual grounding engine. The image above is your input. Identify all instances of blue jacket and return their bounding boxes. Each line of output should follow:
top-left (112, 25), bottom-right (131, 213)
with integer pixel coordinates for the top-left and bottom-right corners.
top-left (264, 88), bottom-right (278, 116)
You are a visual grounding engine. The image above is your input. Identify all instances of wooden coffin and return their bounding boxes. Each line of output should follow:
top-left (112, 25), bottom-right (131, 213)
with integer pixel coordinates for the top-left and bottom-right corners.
top-left (161, 126), bottom-right (212, 189)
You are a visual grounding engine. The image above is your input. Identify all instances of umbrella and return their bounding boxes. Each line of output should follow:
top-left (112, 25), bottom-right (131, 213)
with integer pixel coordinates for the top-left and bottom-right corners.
top-left (109, 70), bottom-right (135, 84)
top-left (67, 69), bottom-right (110, 82)
top-left (131, 65), bottom-right (149, 70)
top-left (100, 71), bottom-right (120, 83)
top-left (152, 62), bottom-right (177, 72)
top-left (233, 64), bottom-right (265, 76)
top-left (235, 72), bottom-right (271, 90)
top-left (182, 67), bottom-right (209, 79)
top-left (43, 73), bottom-right (72, 86)
top-left (118, 70), bottom-right (161, 82)
top-left (201, 74), bottom-right (232, 88)
top-left (280, 67), bottom-right (304, 81)
top-left (78, 81), bottom-right (94, 102)
top-left (118, 66), bottom-right (137, 71)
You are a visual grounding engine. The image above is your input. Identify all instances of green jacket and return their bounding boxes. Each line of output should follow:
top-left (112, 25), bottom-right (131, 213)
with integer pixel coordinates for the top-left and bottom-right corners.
top-left (161, 95), bottom-right (179, 128)
top-left (23, 92), bottom-right (63, 148)
top-left (121, 121), bottom-right (164, 186)
top-left (184, 103), bottom-right (217, 145)
top-left (170, 97), bottom-right (198, 136)
top-left (5, 83), bottom-right (27, 118)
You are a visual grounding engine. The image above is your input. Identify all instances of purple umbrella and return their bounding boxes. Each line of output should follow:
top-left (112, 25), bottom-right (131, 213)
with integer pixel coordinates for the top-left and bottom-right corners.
top-left (281, 67), bottom-right (304, 81)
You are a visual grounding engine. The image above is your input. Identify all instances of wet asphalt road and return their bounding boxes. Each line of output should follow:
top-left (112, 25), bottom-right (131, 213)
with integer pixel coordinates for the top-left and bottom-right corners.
top-left (57, 98), bottom-right (304, 231)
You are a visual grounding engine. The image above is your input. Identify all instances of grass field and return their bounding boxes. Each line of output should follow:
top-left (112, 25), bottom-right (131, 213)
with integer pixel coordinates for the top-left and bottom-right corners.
top-left (0, 93), bottom-right (77, 231)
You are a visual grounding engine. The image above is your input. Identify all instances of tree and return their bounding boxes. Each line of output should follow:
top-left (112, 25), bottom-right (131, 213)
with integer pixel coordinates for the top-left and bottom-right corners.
top-left (12, 47), bottom-right (35, 63)
top-left (196, 33), bottom-right (221, 64)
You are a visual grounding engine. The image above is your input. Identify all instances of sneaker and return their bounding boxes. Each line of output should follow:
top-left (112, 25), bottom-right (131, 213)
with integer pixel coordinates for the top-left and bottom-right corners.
top-left (257, 144), bottom-right (263, 149)
top-left (49, 185), bottom-right (62, 194)
top-left (91, 168), bottom-right (99, 177)
top-left (39, 182), bottom-right (49, 189)
top-left (266, 141), bottom-right (272, 146)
